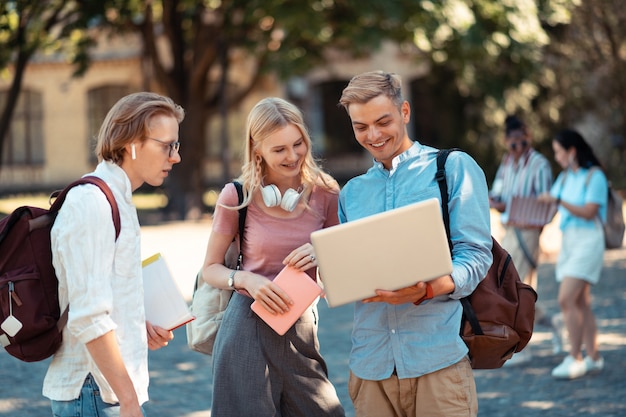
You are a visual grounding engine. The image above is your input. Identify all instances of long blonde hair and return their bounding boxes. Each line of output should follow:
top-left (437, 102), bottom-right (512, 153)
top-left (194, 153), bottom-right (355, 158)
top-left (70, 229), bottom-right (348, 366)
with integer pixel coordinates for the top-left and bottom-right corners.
top-left (233, 97), bottom-right (336, 208)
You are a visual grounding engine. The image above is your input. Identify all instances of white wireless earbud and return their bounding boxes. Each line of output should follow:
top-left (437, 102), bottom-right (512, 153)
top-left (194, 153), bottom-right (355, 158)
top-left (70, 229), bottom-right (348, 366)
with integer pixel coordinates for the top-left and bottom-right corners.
top-left (261, 184), bottom-right (303, 212)
top-left (131, 144), bottom-right (136, 160)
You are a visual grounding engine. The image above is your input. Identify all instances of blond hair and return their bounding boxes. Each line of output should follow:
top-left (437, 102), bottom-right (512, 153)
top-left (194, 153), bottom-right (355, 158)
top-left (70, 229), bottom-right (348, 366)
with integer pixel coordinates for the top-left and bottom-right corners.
top-left (96, 92), bottom-right (185, 164)
top-left (339, 70), bottom-right (404, 112)
top-left (234, 97), bottom-right (337, 208)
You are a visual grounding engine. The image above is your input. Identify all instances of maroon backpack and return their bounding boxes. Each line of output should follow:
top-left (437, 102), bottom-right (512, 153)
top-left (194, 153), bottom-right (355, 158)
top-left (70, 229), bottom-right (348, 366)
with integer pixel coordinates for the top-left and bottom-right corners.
top-left (436, 149), bottom-right (537, 369)
top-left (0, 176), bottom-right (120, 362)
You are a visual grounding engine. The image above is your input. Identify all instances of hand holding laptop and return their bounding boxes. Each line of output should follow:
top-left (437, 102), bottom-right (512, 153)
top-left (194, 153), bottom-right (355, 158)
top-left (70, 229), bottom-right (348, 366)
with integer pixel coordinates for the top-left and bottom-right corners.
top-left (363, 280), bottom-right (431, 304)
top-left (311, 199), bottom-right (453, 307)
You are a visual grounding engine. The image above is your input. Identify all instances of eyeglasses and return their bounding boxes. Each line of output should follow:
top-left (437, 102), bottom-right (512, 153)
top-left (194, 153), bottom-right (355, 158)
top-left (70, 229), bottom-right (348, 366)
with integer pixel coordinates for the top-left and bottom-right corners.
top-left (146, 137), bottom-right (181, 157)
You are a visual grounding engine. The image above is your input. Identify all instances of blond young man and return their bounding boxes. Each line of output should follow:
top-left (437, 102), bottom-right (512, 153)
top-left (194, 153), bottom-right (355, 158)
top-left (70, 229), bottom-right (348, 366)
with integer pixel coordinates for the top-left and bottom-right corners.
top-left (338, 71), bottom-right (492, 417)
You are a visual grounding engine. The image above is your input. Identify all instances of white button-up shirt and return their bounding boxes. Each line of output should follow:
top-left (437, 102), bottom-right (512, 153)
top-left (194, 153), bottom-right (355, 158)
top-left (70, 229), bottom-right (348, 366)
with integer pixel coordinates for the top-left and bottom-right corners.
top-left (43, 161), bottom-right (148, 405)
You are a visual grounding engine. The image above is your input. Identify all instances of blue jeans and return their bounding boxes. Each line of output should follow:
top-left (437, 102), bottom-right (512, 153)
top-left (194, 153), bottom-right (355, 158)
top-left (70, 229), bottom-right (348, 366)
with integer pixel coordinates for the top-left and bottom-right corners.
top-left (50, 374), bottom-right (146, 417)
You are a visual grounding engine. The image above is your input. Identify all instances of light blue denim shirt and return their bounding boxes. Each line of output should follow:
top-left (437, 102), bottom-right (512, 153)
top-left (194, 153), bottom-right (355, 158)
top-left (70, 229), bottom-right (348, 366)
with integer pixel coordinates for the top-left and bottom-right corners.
top-left (339, 142), bottom-right (493, 380)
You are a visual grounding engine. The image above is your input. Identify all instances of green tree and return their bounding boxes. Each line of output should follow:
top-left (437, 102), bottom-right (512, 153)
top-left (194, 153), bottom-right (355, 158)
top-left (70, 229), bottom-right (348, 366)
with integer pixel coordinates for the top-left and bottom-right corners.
top-left (397, 0), bottom-right (552, 181)
top-left (538, 0), bottom-right (626, 186)
top-left (0, 0), bottom-right (107, 169)
top-left (104, 0), bottom-right (558, 217)
top-left (0, 0), bottom-right (560, 215)
top-left (99, 0), bottom-right (440, 218)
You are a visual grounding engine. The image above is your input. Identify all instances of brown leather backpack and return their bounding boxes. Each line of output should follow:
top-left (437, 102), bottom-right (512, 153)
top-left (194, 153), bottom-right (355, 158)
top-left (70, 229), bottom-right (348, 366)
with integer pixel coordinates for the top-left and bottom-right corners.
top-left (436, 149), bottom-right (538, 369)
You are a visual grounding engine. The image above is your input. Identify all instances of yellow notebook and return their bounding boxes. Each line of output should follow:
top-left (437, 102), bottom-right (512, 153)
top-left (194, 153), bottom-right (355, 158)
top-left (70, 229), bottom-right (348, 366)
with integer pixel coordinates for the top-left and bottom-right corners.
top-left (251, 266), bottom-right (323, 335)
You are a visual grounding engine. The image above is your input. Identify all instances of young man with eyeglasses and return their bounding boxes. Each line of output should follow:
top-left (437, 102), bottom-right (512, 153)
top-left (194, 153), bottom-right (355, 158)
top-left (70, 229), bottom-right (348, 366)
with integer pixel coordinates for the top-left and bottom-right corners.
top-left (338, 71), bottom-right (492, 417)
top-left (44, 92), bottom-right (184, 417)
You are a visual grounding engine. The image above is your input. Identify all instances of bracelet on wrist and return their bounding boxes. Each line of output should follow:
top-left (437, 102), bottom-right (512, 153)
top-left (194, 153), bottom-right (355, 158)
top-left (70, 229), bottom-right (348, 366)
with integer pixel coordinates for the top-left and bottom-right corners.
top-left (227, 269), bottom-right (237, 290)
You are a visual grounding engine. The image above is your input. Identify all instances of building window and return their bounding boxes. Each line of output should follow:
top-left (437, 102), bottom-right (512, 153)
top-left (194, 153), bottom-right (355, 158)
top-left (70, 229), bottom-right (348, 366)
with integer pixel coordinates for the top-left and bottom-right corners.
top-left (0, 89), bottom-right (44, 166)
top-left (87, 85), bottom-right (132, 162)
top-left (315, 80), bottom-right (361, 155)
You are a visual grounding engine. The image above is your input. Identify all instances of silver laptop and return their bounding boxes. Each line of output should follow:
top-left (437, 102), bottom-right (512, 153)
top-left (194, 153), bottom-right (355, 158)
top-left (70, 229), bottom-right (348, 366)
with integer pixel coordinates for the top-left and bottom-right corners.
top-left (311, 198), bottom-right (453, 307)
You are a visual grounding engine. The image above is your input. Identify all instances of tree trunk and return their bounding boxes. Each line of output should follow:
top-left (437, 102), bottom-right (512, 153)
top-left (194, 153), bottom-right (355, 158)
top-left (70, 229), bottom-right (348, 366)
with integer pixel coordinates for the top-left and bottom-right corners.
top-left (0, 50), bottom-right (30, 173)
top-left (165, 97), bottom-right (207, 220)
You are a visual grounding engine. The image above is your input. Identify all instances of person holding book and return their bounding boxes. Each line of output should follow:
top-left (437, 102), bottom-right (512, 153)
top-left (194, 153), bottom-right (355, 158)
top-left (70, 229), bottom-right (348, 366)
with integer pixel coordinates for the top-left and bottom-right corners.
top-left (44, 92), bottom-right (184, 417)
top-left (538, 128), bottom-right (607, 379)
top-left (337, 71), bottom-right (492, 417)
top-left (489, 115), bottom-right (553, 366)
top-left (201, 97), bottom-right (345, 416)
top-left (490, 115), bottom-right (553, 290)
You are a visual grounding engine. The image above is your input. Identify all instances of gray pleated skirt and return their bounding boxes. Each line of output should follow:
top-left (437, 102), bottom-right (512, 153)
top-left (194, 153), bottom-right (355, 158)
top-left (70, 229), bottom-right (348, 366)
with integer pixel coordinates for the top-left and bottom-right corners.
top-left (210, 292), bottom-right (345, 417)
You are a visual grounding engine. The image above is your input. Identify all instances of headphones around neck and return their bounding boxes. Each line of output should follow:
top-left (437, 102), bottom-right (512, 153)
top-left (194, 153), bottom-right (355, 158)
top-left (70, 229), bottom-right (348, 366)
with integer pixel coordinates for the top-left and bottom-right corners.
top-left (261, 184), bottom-right (303, 212)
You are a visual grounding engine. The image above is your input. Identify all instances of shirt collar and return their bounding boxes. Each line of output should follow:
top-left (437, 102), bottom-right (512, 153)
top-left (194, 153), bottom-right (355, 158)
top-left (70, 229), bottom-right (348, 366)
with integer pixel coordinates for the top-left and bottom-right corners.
top-left (373, 141), bottom-right (420, 176)
top-left (91, 160), bottom-right (134, 204)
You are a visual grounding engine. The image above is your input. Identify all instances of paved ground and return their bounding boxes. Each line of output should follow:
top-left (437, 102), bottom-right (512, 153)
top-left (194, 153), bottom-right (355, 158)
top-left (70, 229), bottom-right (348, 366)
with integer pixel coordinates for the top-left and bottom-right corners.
top-left (1, 218), bottom-right (625, 417)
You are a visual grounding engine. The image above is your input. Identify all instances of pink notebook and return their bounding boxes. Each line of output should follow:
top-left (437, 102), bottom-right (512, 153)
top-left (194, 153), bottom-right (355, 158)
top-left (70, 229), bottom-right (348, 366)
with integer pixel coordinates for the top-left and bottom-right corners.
top-left (250, 266), bottom-right (323, 335)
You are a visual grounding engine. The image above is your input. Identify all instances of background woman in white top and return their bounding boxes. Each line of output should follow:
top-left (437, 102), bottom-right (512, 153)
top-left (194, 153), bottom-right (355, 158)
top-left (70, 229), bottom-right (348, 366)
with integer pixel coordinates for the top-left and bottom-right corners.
top-left (45, 92), bottom-right (184, 417)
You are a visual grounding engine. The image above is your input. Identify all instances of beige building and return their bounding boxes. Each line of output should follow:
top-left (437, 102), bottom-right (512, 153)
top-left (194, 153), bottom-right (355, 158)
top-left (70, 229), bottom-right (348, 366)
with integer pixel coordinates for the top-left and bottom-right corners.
top-left (0, 34), bottom-right (429, 194)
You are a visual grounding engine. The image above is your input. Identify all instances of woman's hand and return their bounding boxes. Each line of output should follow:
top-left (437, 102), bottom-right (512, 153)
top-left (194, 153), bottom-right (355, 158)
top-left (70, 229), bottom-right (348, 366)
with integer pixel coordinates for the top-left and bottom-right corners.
top-left (283, 243), bottom-right (317, 271)
top-left (246, 272), bottom-right (293, 315)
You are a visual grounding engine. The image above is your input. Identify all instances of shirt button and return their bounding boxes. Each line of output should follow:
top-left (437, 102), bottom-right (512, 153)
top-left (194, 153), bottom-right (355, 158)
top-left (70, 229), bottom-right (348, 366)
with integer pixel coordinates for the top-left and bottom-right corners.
top-left (391, 329), bottom-right (396, 334)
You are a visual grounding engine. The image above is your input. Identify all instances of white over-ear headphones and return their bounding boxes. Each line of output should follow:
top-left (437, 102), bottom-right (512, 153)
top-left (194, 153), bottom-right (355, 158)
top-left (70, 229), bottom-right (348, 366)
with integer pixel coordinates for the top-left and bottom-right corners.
top-left (261, 184), bottom-right (303, 212)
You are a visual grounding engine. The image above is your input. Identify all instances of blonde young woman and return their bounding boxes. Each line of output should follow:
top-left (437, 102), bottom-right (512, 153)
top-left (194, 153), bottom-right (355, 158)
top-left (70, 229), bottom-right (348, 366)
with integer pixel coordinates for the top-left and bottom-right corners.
top-left (201, 97), bottom-right (345, 417)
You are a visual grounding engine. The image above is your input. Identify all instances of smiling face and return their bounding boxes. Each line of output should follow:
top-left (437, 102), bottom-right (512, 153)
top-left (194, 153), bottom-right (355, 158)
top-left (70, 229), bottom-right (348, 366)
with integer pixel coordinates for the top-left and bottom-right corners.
top-left (347, 94), bottom-right (413, 169)
top-left (257, 123), bottom-right (307, 186)
top-left (122, 114), bottom-right (181, 190)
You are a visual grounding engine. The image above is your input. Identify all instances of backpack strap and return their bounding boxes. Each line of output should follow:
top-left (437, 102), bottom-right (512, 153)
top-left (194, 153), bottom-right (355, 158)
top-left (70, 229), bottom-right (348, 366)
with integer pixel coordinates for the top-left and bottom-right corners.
top-left (51, 176), bottom-right (121, 331)
top-left (232, 181), bottom-right (248, 269)
top-left (581, 166), bottom-right (608, 225)
top-left (192, 181), bottom-right (248, 295)
top-left (435, 148), bottom-right (461, 253)
top-left (434, 148), bottom-right (484, 336)
top-left (50, 176), bottom-right (121, 240)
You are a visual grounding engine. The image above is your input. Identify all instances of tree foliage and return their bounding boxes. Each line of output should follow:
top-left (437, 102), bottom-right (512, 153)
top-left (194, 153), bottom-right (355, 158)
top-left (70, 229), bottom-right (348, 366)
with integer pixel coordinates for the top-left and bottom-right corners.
top-left (91, 0), bottom-right (440, 218)
top-left (6, 0), bottom-right (620, 214)
top-left (0, 0), bottom-right (108, 167)
top-left (538, 0), bottom-right (626, 185)
top-left (96, 0), bottom-right (555, 217)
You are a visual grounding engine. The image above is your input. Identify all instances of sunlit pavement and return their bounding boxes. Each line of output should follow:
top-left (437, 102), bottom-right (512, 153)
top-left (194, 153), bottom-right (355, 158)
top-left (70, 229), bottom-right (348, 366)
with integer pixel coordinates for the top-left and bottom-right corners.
top-left (1, 218), bottom-right (625, 416)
